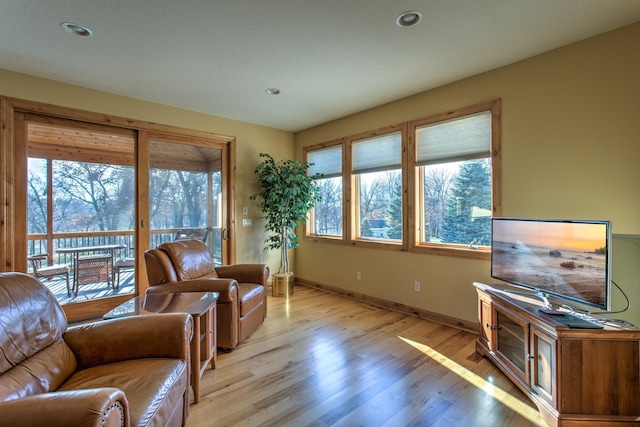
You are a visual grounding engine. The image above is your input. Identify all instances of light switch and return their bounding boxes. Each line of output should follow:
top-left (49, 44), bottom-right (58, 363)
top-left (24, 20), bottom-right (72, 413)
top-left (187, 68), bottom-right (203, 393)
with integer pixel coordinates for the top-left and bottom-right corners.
top-left (242, 219), bottom-right (252, 226)
top-left (242, 207), bottom-right (248, 215)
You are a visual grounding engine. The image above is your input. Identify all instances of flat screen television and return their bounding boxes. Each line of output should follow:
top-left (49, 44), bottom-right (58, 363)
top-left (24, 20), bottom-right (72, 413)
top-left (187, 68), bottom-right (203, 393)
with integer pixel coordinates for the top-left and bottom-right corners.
top-left (491, 217), bottom-right (611, 311)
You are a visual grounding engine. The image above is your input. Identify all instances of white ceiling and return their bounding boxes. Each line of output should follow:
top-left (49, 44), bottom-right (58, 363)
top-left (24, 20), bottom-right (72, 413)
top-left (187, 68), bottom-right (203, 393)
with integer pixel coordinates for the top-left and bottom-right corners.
top-left (1, 1), bottom-right (639, 132)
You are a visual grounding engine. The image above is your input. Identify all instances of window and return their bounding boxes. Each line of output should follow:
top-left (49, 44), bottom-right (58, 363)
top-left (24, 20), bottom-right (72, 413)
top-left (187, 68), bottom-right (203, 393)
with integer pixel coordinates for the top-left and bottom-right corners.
top-left (350, 127), bottom-right (405, 248)
top-left (305, 142), bottom-right (343, 240)
top-left (304, 99), bottom-right (500, 259)
top-left (410, 99), bottom-right (500, 257)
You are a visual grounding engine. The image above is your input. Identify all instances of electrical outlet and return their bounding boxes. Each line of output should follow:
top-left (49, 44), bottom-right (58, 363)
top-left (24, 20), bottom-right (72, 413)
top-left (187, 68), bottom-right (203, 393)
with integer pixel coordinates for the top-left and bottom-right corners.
top-left (242, 207), bottom-right (248, 215)
top-left (242, 218), bottom-right (252, 226)
top-left (357, 271), bottom-right (361, 280)
top-left (414, 281), bottom-right (421, 292)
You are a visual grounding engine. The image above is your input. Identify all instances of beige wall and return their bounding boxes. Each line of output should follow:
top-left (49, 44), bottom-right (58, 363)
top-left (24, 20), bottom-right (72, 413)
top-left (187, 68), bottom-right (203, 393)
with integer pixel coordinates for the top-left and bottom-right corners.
top-left (295, 22), bottom-right (640, 325)
top-left (0, 68), bottom-right (293, 274)
top-left (2, 22), bottom-right (639, 325)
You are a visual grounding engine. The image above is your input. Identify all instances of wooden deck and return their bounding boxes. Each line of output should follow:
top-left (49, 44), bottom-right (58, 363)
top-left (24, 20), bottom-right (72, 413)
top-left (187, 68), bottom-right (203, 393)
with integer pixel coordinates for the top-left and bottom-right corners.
top-left (40, 271), bottom-right (135, 304)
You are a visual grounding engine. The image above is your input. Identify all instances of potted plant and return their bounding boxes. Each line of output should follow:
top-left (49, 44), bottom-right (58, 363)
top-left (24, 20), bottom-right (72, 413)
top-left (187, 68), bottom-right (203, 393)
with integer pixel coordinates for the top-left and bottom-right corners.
top-left (250, 153), bottom-right (322, 295)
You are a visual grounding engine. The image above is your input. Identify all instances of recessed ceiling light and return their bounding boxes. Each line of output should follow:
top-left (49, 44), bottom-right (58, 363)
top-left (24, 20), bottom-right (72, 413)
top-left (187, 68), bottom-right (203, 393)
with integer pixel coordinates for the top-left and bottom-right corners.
top-left (396, 11), bottom-right (423, 28)
top-left (60, 22), bottom-right (93, 37)
top-left (265, 88), bottom-right (281, 95)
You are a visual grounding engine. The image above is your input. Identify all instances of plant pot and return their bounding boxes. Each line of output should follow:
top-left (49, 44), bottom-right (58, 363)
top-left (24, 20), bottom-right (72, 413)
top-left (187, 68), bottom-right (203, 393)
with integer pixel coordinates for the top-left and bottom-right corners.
top-left (272, 272), bottom-right (294, 297)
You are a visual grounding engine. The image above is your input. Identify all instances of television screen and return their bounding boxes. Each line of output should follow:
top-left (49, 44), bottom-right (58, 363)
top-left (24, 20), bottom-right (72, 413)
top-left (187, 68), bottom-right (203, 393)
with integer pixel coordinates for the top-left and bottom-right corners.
top-left (491, 218), bottom-right (611, 311)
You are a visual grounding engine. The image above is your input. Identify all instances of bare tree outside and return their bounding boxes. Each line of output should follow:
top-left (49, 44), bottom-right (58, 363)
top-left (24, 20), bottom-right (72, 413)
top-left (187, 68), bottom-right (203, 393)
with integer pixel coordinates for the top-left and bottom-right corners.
top-left (176, 171), bottom-right (207, 228)
top-left (423, 164), bottom-right (457, 242)
top-left (27, 159), bottom-right (48, 234)
top-left (358, 169), bottom-right (401, 239)
top-left (28, 159), bottom-right (216, 236)
top-left (149, 169), bottom-right (215, 230)
top-left (313, 177), bottom-right (342, 235)
top-left (52, 161), bottom-right (134, 232)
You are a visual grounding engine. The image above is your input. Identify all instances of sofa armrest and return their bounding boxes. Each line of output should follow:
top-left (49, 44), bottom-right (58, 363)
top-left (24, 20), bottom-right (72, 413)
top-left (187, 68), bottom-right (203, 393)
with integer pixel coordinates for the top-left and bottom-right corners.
top-left (146, 278), bottom-right (239, 304)
top-left (64, 313), bottom-right (192, 369)
top-left (215, 264), bottom-right (269, 286)
top-left (0, 388), bottom-right (127, 427)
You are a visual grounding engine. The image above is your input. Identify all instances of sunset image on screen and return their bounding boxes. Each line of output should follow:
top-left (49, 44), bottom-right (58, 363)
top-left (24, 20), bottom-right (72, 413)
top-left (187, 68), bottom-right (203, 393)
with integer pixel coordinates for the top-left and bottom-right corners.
top-left (491, 219), bottom-right (609, 309)
top-left (494, 221), bottom-right (606, 253)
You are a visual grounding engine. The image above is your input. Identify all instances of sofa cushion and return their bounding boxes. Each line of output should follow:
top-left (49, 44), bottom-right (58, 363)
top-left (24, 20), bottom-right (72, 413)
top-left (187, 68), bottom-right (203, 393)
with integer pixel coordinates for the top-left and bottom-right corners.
top-left (0, 339), bottom-right (77, 402)
top-left (238, 283), bottom-right (264, 317)
top-left (59, 358), bottom-right (187, 427)
top-left (159, 240), bottom-right (218, 281)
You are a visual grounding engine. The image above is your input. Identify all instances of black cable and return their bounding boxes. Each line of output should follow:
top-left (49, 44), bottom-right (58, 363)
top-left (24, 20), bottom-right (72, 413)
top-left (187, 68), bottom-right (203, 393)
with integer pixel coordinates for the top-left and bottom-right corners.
top-left (590, 280), bottom-right (630, 315)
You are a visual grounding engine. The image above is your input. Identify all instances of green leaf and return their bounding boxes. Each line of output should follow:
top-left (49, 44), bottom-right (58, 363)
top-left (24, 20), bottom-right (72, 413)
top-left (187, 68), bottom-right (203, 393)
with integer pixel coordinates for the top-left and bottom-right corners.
top-left (249, 153), bottom-right (324, 272)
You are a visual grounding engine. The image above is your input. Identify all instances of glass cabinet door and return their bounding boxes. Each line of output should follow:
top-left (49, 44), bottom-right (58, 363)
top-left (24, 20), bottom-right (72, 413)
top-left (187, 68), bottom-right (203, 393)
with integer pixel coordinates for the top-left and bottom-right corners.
top-left (478, 294), bottom-right (494, 350)
top-left (495, 305), bottom-right (529, 383)
top-left (530, 326), bottom-right (556, 406)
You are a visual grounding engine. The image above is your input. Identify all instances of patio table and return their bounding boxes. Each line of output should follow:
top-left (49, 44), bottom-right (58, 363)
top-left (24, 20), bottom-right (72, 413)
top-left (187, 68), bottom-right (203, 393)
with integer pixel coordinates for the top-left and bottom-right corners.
top-left (57, 244), bottom-right (126, 293)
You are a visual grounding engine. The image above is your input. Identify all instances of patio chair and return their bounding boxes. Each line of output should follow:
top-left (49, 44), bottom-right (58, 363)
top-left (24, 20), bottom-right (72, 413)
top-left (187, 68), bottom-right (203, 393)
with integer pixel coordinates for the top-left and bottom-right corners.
top-left (174, 228), bottom-right (209, 244)
top-left (27, 254), bottom-right (71, 297)
top-left (114, 257), bottom-right (135, 289)
top-left (75, 253), bottom-right (113, 297)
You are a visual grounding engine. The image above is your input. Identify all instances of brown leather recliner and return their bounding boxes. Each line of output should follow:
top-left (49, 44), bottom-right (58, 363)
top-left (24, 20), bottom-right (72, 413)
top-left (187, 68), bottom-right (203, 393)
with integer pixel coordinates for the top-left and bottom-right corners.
top-left (144, 239), bottom-right (268, 351)
top-left (0, 272), bottom-right (192, 427)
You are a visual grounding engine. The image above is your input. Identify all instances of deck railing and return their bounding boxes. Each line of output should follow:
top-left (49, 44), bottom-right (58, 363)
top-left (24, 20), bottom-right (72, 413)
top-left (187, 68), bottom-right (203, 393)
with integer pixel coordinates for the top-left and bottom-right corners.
top-left (27, 228), bottom-right (222, 271)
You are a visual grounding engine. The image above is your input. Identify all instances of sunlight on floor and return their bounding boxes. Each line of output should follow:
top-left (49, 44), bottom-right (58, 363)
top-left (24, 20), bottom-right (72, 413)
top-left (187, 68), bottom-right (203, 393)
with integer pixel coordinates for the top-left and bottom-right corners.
top-left (398, 336), bottom-right (541, 423)
top-left (284, 298), bottom-right (291, 317)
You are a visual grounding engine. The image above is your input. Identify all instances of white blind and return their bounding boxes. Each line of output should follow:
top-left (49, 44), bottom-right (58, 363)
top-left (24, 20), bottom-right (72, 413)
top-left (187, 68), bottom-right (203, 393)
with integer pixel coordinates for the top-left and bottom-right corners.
top-left (308, 145), bottom-right (342, 178)
top-left (352, 131), bottom-right (402, 174)
top-left (416, 111), bottom-right (491, 166)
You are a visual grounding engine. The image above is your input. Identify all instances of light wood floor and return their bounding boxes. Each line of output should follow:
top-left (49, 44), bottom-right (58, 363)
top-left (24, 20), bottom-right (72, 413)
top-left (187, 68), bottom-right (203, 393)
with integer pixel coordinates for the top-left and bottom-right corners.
top-left (188, 285), bottom-right (546, 427)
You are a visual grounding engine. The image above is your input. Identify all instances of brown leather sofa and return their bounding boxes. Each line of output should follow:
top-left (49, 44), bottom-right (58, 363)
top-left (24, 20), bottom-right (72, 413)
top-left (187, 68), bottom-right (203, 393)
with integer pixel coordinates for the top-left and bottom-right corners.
top-left (145, 239), bottom-right (268, 351)
top-left (0, 272), bottom-right (192, 427)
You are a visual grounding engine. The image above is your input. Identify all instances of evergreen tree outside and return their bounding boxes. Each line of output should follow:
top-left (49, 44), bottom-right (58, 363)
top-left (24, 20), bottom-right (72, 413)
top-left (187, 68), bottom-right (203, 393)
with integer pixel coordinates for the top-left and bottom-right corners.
top-left (361, 218), bottom-right (373, 238)
top-left (385, 180), bottom-right (402, 240)
top-left (441, 159), bottom-right (492, 246)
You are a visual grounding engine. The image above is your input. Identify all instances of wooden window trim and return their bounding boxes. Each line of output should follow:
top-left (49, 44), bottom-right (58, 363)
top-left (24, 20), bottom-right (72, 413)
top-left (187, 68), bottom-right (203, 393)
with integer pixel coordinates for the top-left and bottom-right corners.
top-left (303, 99), bottom-right (500, 260)
top-left (347, 123), bottom-right (408, 251)
top-left (303, 139), bottom-right (346, 245)
top-left (409, 98), bottom-right (501, 260)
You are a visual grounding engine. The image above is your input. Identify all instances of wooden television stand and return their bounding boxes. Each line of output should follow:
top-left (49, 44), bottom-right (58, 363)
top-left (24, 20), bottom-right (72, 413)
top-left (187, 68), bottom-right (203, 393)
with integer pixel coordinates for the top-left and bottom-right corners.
top-left (474, 282), bottom-right (640, 427)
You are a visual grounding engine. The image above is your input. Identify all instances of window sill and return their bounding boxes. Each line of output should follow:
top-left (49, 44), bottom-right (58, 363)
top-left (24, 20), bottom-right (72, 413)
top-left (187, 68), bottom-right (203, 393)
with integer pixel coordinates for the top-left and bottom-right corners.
top-left (412, 243), bottom-right (490, 260)
top-left (304, 234), bottom-right (491, 260)
top-left (304, 234), bottom-right (345, 245)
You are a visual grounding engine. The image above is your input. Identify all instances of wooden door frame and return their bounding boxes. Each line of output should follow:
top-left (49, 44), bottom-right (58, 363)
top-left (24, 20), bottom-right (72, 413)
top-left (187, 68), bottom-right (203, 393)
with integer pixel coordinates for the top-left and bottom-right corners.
top-left (0, 96), bottom-right (236, 320)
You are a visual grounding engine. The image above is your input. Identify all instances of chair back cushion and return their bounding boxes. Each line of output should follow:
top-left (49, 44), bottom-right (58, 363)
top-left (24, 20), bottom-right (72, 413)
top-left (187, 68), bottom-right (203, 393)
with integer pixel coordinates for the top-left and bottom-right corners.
top-left (144, 248), bottom-right (179, 286)
top-left (158, 240), bottom-right (218, 281)
top-left (0, 272), bottom-right (76, 401)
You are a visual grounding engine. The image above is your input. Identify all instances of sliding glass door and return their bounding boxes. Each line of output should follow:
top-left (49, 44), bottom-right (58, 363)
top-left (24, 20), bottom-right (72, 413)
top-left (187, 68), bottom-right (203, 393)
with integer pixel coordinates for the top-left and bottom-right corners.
top-left (146, 134), bottom-right (227, 264)
top-left (7, 102), bottom-right (233, 321)
top-left (20, 114), bottom-right (137, 317)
